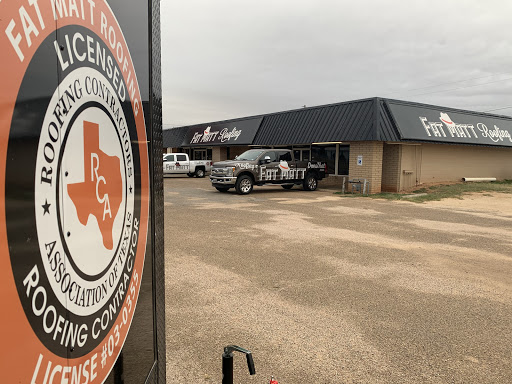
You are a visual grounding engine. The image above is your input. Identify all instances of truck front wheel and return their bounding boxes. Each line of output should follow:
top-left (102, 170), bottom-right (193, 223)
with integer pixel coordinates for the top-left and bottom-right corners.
top-left (235, 175), bottom-right (253, 195)
top-left (195, 168), bottom-right (205, 178)
top-left (303, 173), bottom-right (318, 191)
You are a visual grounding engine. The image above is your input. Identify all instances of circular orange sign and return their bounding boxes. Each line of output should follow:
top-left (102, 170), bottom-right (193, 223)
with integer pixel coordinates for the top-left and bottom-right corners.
top-left (0, 2), bottom-right (149, 383)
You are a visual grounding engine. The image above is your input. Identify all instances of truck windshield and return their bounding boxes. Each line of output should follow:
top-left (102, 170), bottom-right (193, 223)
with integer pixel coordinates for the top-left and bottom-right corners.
top-left (236, 149), bottom-right (265, 161)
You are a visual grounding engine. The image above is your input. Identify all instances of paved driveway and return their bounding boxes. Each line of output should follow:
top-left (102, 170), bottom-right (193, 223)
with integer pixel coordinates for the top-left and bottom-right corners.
top-left (164, 177), bottom-right (512, 383)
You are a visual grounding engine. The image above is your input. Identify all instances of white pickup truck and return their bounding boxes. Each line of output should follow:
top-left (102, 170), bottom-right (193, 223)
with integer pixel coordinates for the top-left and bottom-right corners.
top-left (163, 153), bottom-right (212, 177)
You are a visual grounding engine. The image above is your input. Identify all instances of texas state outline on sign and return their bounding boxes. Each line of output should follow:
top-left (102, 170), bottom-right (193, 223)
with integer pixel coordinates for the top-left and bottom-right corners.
top-left (67, 121), bottom-right (123, 250)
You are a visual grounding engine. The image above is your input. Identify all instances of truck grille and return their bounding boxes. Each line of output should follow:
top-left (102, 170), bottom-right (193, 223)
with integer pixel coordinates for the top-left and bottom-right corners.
top-left (211, 168), bottom-right (227, 176)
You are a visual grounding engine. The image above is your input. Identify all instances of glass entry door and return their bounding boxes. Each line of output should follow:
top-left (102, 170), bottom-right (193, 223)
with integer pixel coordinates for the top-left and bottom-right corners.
top-left (193, 149), bottom-right (207, 160)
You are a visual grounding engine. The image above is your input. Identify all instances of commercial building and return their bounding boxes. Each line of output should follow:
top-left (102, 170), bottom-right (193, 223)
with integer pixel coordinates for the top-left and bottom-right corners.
top-left (163, 97), bottom-right (512, 193)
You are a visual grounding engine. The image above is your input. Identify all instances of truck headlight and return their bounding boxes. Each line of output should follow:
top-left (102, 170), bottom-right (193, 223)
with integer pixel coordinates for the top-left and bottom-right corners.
top-left (226, 167), bottom-right (235, 176)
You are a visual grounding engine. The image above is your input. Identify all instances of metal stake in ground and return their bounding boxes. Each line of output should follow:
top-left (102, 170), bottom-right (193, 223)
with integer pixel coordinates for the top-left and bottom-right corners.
top-left (222, 345), bottom-right (256, 384)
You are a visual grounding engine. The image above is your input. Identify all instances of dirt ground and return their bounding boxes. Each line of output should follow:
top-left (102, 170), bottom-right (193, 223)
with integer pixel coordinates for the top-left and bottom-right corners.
top-left (424, 193), bottom-right (512, 215)
top-left (164, 177), bottom-right (512, 383)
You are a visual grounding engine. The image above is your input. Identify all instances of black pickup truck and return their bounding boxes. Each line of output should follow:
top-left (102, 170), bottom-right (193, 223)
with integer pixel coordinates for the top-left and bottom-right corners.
top-left (210, 149), bottom-right (326, 194)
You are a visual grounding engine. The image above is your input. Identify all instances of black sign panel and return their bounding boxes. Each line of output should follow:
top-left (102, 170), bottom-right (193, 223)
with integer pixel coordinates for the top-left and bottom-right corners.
top-left (183, 117), bottom-right (263, 147)
top-left (387, 102), bottom-right (512, 147)
top-left (1, 0), bottom-right (160, 383)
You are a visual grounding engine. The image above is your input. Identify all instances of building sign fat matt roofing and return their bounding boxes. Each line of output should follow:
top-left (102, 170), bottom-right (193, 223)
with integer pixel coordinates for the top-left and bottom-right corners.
top-left (184, 117), bottom-right (263, 146)
top-left (387, 102), bottom-right (512, 147)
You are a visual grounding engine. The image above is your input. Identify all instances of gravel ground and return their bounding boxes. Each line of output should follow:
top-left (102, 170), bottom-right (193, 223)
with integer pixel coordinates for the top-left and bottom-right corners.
top-left (164, 177), bottom-right (512, 384)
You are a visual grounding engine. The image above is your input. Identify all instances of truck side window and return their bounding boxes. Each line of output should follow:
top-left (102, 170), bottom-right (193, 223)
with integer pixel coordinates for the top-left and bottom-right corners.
top-left (176, 154), bottom-right (187, 162)
top-left (262, 151), bottom-right (277, 162)
top-left (278, 151), bottom-right (292, 161)
top-left (164, 154), bottom-right (175, 162)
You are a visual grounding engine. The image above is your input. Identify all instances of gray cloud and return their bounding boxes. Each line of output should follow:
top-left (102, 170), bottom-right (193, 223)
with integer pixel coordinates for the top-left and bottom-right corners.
top-left (161, 0), bottom-right (512, 127)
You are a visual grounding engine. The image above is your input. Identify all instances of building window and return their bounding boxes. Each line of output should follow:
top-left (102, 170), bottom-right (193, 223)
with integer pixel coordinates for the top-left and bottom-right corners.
top-left (293, 147), bottom-right (311, 161)
top-left (193, 149), bottom-right (205, 160)
top-left (312, 145), bottom-right (336, 174)
top-left (193, 148), bottom-right (212, 160)
top-left (339, 145), bottom-right (350, 175)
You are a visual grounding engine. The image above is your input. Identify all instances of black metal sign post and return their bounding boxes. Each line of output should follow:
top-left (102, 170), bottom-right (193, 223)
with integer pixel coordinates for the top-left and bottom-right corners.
top-left (222, 345), bottom-right (256, 384)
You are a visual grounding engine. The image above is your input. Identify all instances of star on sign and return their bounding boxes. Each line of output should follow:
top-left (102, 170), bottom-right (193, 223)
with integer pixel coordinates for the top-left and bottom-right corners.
top-left (42, 199), bottom-right (51, 215)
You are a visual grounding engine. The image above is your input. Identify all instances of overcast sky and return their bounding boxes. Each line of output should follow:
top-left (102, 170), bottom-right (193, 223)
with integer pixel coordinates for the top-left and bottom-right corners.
top-left (161, 0), bottom-right (512, 128)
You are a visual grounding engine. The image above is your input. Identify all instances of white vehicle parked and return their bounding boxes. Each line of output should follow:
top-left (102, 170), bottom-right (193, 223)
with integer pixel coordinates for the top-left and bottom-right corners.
top-left (163, 153), bottom-right (212, 177)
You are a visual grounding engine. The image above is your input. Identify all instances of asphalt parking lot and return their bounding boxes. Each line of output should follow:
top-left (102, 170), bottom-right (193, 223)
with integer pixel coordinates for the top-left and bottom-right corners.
top-left (164, 176), bottom-right (512, 383)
